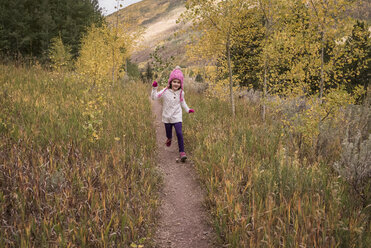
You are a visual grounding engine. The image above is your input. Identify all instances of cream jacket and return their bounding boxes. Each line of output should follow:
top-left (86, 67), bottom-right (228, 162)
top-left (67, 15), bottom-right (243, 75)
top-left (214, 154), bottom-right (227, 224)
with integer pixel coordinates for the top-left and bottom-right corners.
top-left (151, 87), bottom-right (190, 123)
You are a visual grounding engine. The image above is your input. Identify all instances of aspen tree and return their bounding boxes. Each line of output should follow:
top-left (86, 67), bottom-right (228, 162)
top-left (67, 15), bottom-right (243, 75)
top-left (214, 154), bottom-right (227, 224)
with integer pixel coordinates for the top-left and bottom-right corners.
top-left (111, 0), bottom-right (125, 85)
top-left (48, 36), bottom-right (72, 72)
top-left (306, 0), bottom-right (352, 102)
top-left (230, 9), bottom-right (265, 90)
top-left (76, 23), bottom-right (133, 85)
top-left (260, 0), bottom-right (317, 95)
top-left (75, 22), bottom-right (133, 141)
top-left (255, 0), bottom-right (284, 121)
top-left (182, 0), bottom-right (249, 117)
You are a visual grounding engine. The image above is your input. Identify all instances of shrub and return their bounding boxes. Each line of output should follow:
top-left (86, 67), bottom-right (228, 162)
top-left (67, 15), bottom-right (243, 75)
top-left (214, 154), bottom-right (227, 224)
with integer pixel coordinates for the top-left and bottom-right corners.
top-left (334, 104), bottom-right (371, 206)
top-left (48, 36), bottom-right (73, 72)
top-left (195, 73), bottom-right (204, 82)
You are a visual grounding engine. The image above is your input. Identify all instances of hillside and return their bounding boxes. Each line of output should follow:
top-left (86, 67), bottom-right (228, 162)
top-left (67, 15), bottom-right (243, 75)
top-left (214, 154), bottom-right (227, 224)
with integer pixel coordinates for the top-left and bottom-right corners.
top-left (106, 0), bottom-right (189, 68)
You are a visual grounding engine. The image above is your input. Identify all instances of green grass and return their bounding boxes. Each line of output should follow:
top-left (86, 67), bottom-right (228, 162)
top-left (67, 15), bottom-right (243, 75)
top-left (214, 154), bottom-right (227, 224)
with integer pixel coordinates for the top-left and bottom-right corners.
top-left (183, 92), bottom-right (371, 247)
top-left (0, 64), bottom-right (160, 247)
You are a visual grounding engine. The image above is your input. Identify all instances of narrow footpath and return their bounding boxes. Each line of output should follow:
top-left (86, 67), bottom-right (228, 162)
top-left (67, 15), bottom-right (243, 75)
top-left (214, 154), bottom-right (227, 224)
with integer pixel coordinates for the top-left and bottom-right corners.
top-left (151, 99), bottom-right (214, 248)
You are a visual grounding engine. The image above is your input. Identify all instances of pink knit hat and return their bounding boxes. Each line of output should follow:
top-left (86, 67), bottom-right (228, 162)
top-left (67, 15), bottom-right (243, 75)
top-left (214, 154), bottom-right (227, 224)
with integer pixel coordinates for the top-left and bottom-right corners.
top-left (159, 66), bottom-right (185, 101)
top-left (168, 66), bottom-right (184, 89)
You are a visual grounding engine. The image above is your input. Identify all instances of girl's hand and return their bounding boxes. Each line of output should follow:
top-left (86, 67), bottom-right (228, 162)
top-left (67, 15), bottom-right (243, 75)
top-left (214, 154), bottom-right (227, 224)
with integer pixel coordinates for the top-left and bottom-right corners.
top-left (189, 109), bottom-right (195, 113)
top-left (152, 81), bottom-right (158, 87)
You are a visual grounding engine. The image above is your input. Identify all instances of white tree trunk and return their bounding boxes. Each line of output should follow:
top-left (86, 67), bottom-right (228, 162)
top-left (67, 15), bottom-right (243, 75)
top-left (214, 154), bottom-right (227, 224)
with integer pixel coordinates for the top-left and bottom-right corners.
top-left (319, 31), bottom-right (325, 104)
top-left (263, 60), bottom-right (267, 122)
top-left (227, 37), bottom-right (235, 117)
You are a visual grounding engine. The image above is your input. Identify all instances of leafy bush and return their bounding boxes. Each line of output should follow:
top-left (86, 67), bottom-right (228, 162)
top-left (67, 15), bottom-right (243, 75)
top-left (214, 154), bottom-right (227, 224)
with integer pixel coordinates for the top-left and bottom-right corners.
top-left (195, 73), bottom-right (204, 82)
top-left (48, 36), bottom-right (72, 72)
top-left (334, 104), bottom-right (371, 206)
top-left (126, 59), bottom-right (141, 79)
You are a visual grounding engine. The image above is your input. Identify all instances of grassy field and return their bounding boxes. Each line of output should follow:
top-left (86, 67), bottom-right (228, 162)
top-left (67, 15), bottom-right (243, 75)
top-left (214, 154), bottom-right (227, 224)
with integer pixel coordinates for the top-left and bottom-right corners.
top-left (183, 92), bottom-right (370, 247)
top-left (0, 64), bottom-right (160, 247)
top-left (0, 63), bottom-right (369, 247)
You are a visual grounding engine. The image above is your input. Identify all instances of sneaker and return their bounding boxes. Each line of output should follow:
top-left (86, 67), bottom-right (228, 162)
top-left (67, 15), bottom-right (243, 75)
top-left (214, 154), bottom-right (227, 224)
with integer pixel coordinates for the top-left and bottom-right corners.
top-left (180, 152), bottom-right (187, 162)
top-left (165, 139), bottom-right (172, 147)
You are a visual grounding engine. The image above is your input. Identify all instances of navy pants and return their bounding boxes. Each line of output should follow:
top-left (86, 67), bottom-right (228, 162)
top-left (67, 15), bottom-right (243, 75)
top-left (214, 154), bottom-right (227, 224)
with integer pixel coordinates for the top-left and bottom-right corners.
top-left (165, 122), bottom-right (184, 152)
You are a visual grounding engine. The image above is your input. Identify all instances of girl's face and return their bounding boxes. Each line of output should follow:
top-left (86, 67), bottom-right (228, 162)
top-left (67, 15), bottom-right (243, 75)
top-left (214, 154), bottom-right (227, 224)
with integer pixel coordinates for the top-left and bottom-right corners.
top-left (171, 79), bottom-right (181, 90)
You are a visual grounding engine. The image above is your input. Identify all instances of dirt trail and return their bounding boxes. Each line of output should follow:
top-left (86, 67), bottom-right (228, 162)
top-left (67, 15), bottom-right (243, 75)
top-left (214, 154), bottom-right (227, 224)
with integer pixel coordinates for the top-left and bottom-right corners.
top-left (151, 99), bottom-right (214, 248)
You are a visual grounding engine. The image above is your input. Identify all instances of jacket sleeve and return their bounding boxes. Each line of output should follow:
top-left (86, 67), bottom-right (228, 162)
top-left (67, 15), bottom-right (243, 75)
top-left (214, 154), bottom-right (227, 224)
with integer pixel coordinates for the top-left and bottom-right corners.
top-left (151, 87), bottom-right (166, 100)
top-left (180, 91), bottom-right (190, 113)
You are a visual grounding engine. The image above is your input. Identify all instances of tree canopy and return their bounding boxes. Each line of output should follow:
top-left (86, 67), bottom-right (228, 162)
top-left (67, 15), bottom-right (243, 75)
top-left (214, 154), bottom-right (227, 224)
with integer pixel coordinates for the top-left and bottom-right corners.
top-left (0, 0), bottom-right (103, 60)
top-left (183, 0), bottom-right (370, 104)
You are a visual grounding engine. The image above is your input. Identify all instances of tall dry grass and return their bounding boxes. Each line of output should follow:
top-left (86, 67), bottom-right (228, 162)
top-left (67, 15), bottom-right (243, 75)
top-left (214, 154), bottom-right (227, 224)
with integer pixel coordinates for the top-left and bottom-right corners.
top-left (0, 64), bottom-right (160, 247)
top-left (183, 92), bottom-right (370, 247)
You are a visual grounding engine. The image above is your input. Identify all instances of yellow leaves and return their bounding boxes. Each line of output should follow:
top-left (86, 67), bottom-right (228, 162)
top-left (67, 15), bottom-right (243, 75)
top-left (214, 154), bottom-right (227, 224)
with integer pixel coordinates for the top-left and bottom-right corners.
top-left (49, 36), bottom-right (72, 72)
top-left (323, 87), bottom-right (355, 107)
top-left (92, 131), bottom-right (99, 140)
top-left (280, 85), bottom-right (357, 149)
top-left (130, 243), bottom-right (144, 248)
top-left (75, 22), bottom-right (133, 142)
top-left (76, 23), bottom-right (133, 85)
top-left (353, 85), bottom-right (367, 100)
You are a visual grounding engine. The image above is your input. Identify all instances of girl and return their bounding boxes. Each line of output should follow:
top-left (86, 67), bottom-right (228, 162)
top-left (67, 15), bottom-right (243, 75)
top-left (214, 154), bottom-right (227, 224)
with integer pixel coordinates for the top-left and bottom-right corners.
top-left (151, 66), bottom-right (194, 162)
